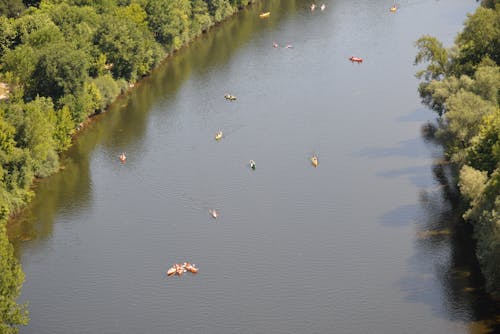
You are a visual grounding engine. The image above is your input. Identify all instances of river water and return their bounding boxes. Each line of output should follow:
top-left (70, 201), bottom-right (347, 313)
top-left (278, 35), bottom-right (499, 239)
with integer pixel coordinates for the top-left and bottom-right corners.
top-left (9, 0), bottom-right (500, 333)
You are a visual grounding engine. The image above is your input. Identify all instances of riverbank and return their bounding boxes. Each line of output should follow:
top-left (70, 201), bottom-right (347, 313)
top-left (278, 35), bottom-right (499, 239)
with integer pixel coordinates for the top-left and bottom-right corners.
top-left (0, 0), bottom-right (266, 222)
top-left (414, 0), bottom-right (500, 296)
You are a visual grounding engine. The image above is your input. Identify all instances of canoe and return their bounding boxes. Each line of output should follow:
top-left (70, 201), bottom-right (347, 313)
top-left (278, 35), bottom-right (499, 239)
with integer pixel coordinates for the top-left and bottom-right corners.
top-left (224, 94), bottom-right (237, 100)
top-left (185, 263), bottom-right (199, 273)
top-left (167, 267), bottom-right (176, 276)
top-left (311, 156), bottom-right (319, 167)
top-left (390, 6), bottom-right (397, 12)
top-left (259, 12), bottom-right (270, 18)
top-left (349, 56), bottom-right (363, 63)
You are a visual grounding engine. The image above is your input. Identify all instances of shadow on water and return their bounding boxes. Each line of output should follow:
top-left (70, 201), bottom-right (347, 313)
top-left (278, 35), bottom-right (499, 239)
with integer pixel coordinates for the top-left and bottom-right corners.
top-left (358, 137), bottom-right (430, 159)
top-left (378, 165), bottom-right (435, 188)
top-left (6, 0), bottom-right (311, 254)
top-left (388, 124), bottom-right (500, 333)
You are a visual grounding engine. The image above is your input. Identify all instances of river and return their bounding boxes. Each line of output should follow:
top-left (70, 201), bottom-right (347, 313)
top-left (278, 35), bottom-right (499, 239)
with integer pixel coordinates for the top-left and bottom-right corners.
top-left (9, 0), bottom-right (500, 333)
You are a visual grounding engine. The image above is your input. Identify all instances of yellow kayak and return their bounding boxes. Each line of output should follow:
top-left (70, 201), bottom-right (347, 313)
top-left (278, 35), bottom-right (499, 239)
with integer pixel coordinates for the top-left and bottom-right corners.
top-left (311, 155), bottom-right (318, 167)
top-left (215, 131), bottom-right (223, 141)
top-left (259, 12), bottom-right (270, 18)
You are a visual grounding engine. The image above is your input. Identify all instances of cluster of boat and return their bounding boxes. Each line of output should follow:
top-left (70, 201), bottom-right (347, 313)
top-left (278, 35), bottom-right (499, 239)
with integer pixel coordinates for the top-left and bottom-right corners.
top-left (167, 262), bottom-right (199, 277)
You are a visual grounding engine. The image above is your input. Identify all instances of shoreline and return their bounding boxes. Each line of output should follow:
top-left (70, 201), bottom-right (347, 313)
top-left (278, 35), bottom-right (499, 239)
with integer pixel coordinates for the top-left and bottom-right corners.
top-left (5, 1), bottom-right (259, 226)
top-left (71, 1), bottom-right (257, 138)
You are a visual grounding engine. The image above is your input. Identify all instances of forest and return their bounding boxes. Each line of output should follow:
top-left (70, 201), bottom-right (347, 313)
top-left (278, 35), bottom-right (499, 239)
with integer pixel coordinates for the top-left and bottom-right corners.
top-left (0, 0), bottom-right (255, 332)
top-left (415, 0), bottom-right (499, 295)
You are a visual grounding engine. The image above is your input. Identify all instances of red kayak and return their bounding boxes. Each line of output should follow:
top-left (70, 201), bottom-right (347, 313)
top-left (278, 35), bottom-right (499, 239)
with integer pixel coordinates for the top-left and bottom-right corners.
top-left (349, 56), bottom-right (363, 63)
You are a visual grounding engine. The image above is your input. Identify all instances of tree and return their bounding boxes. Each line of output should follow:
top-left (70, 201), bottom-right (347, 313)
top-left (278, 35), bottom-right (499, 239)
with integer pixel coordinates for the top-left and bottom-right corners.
top-left (470, 64), bottom-right (500, 105)
top-left (16, 97), bottom-right (59, 177)
top-left (27, 41), bottom-right (89, 101)
top-left (1, 44), bottom-right (37, 87)
top-left (456, 6), bottom-right (500, 73)
top-left (207, 0), bottom-right (234, 23)
top-left (459, 164), bottom-right (488, 202)
top-left (91, 74), bottom-right (121, 110)
top-left (0, 16), bottom-right (16, 58)
top-left (190, 0), bottom-right (212, 37)
top-left (418, 74), bottom-right (473, 116)
top-left (0, 221), bottom-right (28, 334)
top-left (414, 35), bottom-right (450, 81)
top-left (94, 13), bottom-right (161, 80)
top-left (467, 109), bottom-right (500, 174)
top-left (40, 2), bottom-right (98, 52)
top-left (53, 105), bottom-right (74, 153)
top-left (146, 0), bottom-right (191, 50)
top-left (0, 0), bottom-right (25, 18)
top-left (439, 90), bottom-right (496, 163)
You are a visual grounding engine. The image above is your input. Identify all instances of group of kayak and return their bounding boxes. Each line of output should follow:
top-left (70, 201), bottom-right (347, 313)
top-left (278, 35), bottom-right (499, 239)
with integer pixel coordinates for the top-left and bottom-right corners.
top-left (260, 2), bottom-right (327, 19)
top-left (166, 4), bottom-right (352, 277)
top-left (217, 95), bottom-right (319, 168)
top-left (167, 262), bottom-right (199, 277)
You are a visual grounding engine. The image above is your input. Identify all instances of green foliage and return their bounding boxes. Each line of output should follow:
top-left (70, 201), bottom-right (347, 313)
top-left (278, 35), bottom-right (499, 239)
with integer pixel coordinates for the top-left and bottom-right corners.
top-left (0, 107), bottom-right (33, 210)
top-left (467, 109), bottom-right (500, 174)
top-left (53, 105), bottom-right (74, 152)
top-left (414, 35), bottom-right (450, 81)
top-left (114, 3), bottom-right (147, 30)
top-left (94, 13), bottom-right (160, 80)
top-left (11, 11), bottom-right (55, 46)
top-left (0, 16), bottom-right (16, 58)
top-left (40, 3), bottom-right (98, 50)
top-left (2, 44), bottom-right (36, 86)
top-left (58, 83), bottom-right (101, 124)
top-left (480, 0), bottom-right (498, 9)
top-left (190, 0), bottom-right (212, 37)
top-left (146, 0), bottom-right (192, 50)
top-left (28, 41), bottom-right (89, 101)
top-left (0, 221), bottom-right (28, 334)
top-left (439, 91), bottom-right (496, 155)
top-left (91, 74), bottom-right (120, 110)
top-left (462, 171), bottom-right (500, 294)
top-left (15, 97), bottom-right (59, 177)
top-left (459, 165), bottom-right (488, 201)
top-left (470, 64), bottom-right (500, 105)
top-left (209, 0), bottom-right (234, 23)
top-left (418, 75), bottom-right (473, 116)
top-left (0, 0), bottom-right (26, 18)
top-left (415, 2), bottom-right (500, 295)
top-left (455, 6), bottom-right (500, 74)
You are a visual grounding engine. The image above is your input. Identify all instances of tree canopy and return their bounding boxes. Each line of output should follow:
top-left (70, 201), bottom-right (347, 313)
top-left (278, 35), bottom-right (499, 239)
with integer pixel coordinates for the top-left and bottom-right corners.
top-left (415, 2), bottom-right (500, 295)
